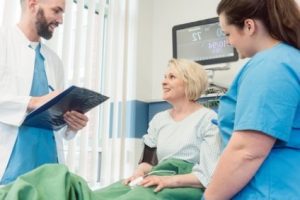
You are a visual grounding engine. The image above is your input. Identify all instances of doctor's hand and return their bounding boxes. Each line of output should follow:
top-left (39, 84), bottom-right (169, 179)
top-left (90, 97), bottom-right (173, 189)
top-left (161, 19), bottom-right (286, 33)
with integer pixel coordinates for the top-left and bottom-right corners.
top-left (64, 111), bottom-right (89, 132)
top-left (28, 91), bottom-right (60, 112)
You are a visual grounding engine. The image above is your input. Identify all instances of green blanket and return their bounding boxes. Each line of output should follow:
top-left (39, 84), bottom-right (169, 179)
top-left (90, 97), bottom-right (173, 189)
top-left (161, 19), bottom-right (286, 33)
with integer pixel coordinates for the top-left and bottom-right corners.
top-left (0, 164), bottom-right (95, 200)
top-left (94, 159), bottom-right (203, 200)
top-left (0, 159), bottom-right (203, 200)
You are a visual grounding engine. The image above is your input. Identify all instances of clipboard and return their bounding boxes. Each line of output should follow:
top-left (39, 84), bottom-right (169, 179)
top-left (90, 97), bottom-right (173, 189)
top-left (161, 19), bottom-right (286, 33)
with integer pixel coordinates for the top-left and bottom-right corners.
top-left (22, 86), bottom-right (109, 131)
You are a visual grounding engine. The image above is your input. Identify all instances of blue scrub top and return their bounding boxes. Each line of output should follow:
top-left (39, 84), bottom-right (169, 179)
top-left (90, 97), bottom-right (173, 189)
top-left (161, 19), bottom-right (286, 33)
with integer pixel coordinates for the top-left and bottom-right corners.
top-left (218, 43), bottom-right (300, 199)
top-left (0, 43), bottom-right (58, 184)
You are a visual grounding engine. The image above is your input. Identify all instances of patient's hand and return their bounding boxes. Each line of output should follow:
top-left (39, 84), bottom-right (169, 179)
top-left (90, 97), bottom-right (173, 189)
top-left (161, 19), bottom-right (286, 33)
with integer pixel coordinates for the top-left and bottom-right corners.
top-left (123, 162), bottom-right (153, 185)
top-left (123, 170), bottom-right (145, 185)
top-left (140, 175), bottom-right (173, 192)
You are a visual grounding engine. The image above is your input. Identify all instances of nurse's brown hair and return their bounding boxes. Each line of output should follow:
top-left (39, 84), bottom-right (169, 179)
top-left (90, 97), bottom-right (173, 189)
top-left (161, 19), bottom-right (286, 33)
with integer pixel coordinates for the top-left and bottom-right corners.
top-left (217, 0), bottom-right (300, 49)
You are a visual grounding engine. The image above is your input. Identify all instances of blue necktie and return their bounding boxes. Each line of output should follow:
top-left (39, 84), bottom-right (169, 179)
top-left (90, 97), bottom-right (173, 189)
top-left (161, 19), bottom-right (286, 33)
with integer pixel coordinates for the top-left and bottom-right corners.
top-left (30, 43), bottom-right (49, 96)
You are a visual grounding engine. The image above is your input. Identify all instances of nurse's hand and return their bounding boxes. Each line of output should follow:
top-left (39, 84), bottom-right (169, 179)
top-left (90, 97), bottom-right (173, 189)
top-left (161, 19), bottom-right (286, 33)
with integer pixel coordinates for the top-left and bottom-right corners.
top-left (64, 111), bottom-right (89, 131)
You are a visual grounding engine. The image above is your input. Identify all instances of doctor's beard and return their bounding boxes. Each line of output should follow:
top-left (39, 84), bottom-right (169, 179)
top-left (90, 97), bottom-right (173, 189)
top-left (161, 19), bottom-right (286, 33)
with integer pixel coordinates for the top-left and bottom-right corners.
top-left (35, 8), bottom-right (58, 40)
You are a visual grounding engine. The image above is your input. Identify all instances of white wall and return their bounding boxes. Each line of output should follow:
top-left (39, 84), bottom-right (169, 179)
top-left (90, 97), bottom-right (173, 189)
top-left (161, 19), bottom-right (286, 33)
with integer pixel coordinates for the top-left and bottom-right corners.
top-left (133, 0), bottom-right (154, 101)
top-left (136, 0), bottom-right (248, 101)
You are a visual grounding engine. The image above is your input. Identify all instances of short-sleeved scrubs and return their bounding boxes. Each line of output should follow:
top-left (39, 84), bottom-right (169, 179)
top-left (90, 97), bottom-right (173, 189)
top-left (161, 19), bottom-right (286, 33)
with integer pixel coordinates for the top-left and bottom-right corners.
top-left (218, 42), bottom-right (300, 199)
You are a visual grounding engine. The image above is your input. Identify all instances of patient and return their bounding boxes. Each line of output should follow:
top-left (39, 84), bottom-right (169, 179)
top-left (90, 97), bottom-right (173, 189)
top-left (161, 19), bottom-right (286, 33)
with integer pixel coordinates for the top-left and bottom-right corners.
top-left (94, 58), bottom-right (222, 200)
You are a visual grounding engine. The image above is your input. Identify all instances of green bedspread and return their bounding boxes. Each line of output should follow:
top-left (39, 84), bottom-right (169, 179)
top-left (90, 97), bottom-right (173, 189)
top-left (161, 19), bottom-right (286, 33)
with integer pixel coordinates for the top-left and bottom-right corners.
top-left (0, 159), bottom-right (203, 200)
top-left (0, 164), bottom-right (95, 200)
top-left (94, 159), bottom-right (203, 200)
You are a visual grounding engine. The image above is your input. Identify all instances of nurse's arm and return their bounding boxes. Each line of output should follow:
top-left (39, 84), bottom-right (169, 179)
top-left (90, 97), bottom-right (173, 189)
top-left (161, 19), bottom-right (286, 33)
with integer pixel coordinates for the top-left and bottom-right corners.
top-left (203, 130), bottom-right (276, 200)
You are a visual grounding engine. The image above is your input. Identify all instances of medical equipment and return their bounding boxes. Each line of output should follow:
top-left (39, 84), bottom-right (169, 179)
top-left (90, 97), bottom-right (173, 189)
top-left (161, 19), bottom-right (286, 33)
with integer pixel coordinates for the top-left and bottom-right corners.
top-left (172, 17), bottom-right (238, 67)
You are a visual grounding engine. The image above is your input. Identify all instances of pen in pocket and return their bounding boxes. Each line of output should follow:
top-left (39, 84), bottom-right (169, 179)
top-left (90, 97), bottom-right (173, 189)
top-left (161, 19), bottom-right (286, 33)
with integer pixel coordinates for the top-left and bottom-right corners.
top-left (211, 119), bottom-right (218, 126)
top-left (48, 85), bottom-right (54, 92)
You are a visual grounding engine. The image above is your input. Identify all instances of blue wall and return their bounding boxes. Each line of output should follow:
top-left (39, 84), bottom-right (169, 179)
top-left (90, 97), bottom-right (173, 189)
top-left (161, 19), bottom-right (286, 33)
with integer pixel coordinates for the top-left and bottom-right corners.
top-left (109, 100), bottom-right (149, 138)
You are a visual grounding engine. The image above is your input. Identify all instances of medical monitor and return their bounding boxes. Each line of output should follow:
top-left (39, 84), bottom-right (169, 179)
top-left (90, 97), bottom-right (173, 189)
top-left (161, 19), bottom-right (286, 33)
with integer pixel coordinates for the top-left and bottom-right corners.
top-left (172, 17), bottom-right (238, 66)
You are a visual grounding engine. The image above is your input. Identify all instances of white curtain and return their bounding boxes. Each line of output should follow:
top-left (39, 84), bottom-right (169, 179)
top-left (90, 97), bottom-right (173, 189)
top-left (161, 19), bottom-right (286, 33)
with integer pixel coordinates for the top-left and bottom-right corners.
top-left (0, 1), bottom-right (20, 26)
top-left (52, 0), bottom-right (108, 186)
top-left (101, 0), bottom-right (128, 185)
top-left (100, 0), bottom-right (141, 186)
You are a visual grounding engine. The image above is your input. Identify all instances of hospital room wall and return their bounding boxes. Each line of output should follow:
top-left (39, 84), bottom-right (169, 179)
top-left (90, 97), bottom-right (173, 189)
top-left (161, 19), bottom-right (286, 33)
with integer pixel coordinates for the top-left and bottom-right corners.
top-left (130, 0), bottom-right (300, 136)
top-left (134, 0), bottom-right (247, 102)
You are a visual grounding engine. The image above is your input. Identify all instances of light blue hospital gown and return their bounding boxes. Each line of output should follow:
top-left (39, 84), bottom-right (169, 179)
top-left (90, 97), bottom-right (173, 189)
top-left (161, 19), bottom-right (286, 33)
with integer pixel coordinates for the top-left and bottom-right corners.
top-left (0, 43), bottom-right (57, 184)
top-left (218, 42), bottom-right (300, 199)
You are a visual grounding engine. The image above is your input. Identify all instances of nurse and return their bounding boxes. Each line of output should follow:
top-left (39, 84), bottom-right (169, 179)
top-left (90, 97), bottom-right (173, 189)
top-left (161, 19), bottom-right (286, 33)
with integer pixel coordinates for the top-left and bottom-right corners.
top-left (0, 0), bottom-right (89, 184)
top-left (203, 0), bottom-right (300, 199)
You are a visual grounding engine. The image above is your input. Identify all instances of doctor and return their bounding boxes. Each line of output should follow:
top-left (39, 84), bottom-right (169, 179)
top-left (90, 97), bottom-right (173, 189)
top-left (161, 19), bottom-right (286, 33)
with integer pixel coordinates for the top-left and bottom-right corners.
top-left (0, 0), bottom-right (88, 184)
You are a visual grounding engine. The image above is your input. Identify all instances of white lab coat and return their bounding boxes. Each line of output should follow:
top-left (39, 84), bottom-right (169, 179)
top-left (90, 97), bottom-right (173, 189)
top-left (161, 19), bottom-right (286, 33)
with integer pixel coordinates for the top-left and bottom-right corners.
top-left (0, 25), bottom-right (75, 180)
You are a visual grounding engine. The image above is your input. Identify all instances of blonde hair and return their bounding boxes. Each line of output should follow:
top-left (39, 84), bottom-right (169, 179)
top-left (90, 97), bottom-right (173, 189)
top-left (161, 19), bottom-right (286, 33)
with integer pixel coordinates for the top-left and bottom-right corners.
top-left (168, 58), bottom-right (208, 101)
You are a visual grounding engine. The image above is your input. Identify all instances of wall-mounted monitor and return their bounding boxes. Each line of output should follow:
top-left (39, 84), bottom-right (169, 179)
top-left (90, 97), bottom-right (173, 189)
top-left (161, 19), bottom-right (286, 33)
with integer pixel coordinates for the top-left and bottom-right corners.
top-left (172, 17), bottom-right (238, 66)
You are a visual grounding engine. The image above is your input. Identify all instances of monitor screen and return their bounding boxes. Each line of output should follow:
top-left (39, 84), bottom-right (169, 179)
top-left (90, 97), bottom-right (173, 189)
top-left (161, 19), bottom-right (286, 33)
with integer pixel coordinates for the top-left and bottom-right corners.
top-left (172, 17), bottom-right (238, 65)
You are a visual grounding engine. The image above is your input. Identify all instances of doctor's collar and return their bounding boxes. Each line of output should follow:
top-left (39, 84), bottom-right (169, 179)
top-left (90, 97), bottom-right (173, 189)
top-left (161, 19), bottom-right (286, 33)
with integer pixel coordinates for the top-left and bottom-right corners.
top-left (29, 42), bottom-right (40, 50)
